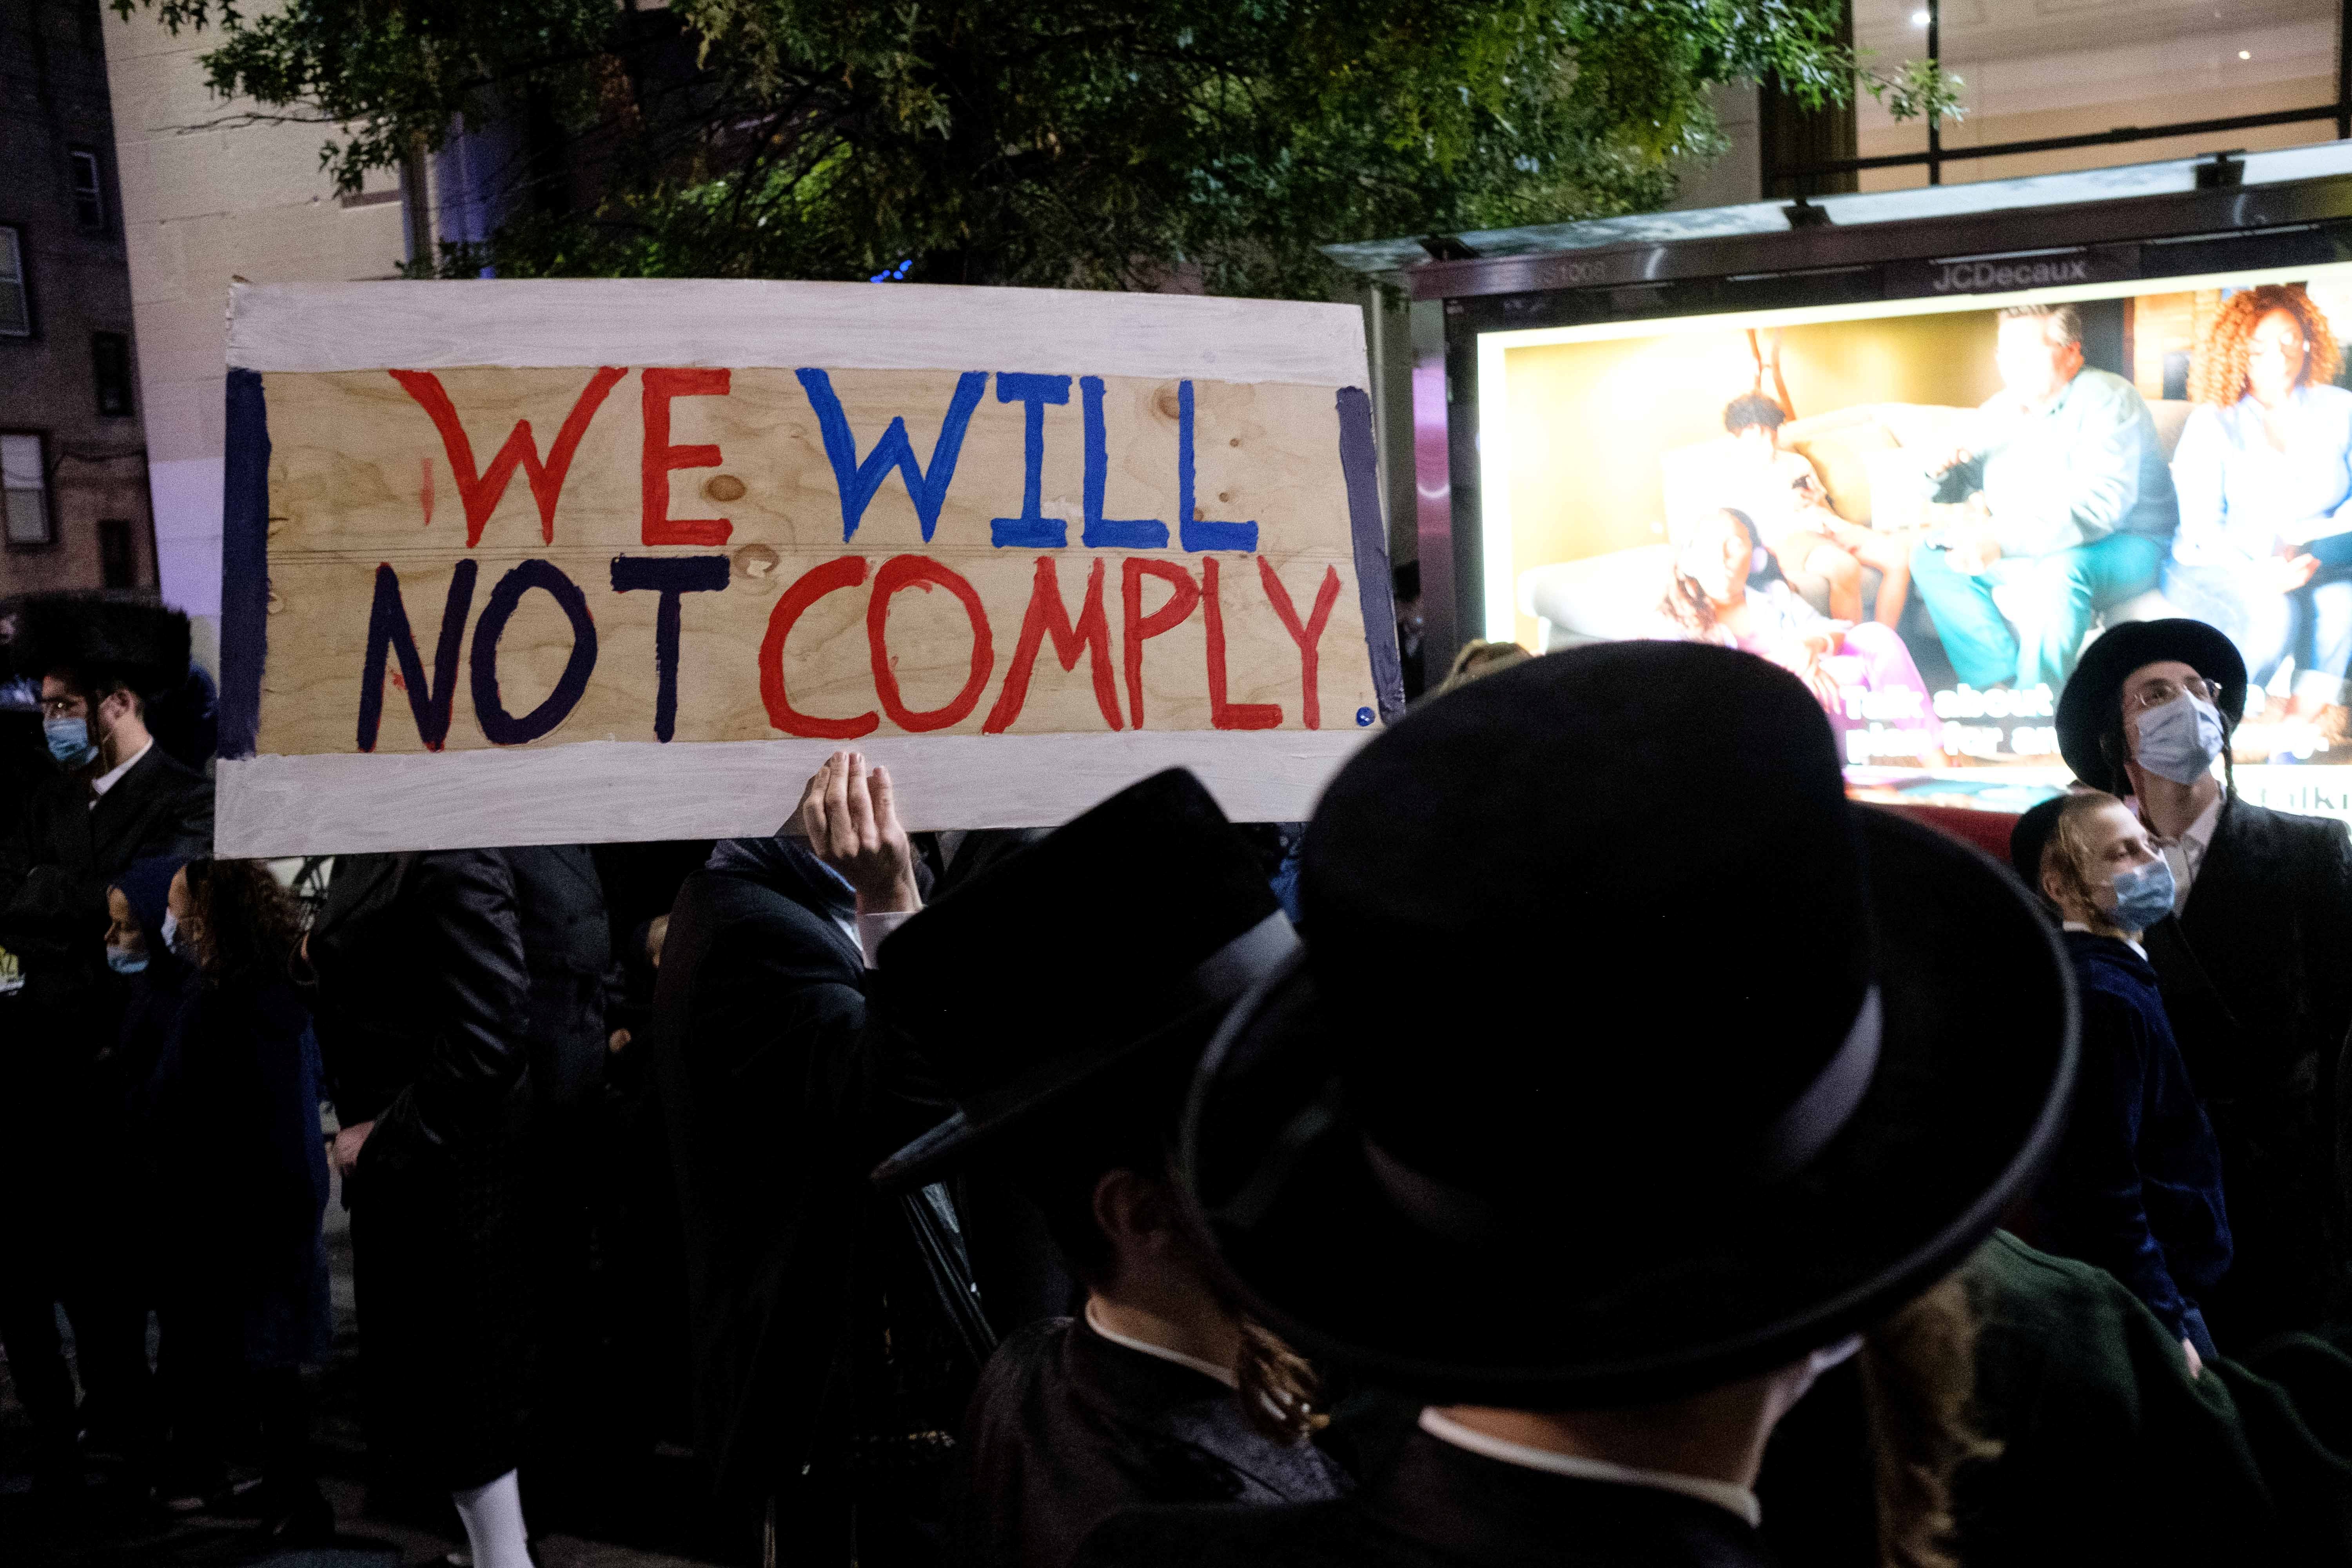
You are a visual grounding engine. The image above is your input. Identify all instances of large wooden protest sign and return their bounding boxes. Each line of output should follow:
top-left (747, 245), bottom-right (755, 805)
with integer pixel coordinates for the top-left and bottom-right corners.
top-left (214, 280), bottom-right (1401, 856)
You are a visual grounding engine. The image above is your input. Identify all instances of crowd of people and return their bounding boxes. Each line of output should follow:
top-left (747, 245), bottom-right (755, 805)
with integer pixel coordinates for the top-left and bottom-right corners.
top-left (6, 578), bottom-right (2352, 1568)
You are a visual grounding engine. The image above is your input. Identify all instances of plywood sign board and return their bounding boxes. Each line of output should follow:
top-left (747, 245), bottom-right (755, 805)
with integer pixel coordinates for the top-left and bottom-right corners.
top-left (216, 280), bottom-right (1402, 857)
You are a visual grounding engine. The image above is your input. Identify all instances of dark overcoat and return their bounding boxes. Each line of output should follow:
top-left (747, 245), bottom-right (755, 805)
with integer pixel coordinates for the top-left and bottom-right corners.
top-left (0, 746), bottom-right (213, 1284)
top-left (2033, 930), bottom-right (2231, 1350)
top-left (1072, 1428), bottom-right (1777, 1568)
top-left (2138, 795), bottom-right (2352, 1342)
top-left (646, 864), bottom-right (938, 1502)
top-left (308, 849), bottom-right (535, 1491)
top-left (1755, 1230), bottom-right (2352, 1568)
top-left (953, 1315), bottom-right (1349, 1568)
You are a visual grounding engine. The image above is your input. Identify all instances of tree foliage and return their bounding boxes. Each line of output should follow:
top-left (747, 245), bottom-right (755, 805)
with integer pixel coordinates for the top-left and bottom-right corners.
top-left (119, 0), bottom-right (1943, 298)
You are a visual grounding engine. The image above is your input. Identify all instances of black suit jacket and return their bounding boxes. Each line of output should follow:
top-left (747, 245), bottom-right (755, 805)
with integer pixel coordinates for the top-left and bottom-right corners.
top-left (1073, 1429), bottom-right (1775, 1568)
top-left (2140, 795), bottom-right (2352, 1342)
top-left (648, 866), bottom-right (940, 1502)
top-left (0, 743), bottom-right (212, 1019)
top-left (954, 1315), bottom-right (1348, 1568)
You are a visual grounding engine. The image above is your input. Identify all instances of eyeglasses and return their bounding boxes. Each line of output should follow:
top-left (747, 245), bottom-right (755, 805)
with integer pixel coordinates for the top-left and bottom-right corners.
top-left (2249, 337), bottom-right (2307, 358)
top-left (2125, 675), bottom-right (2221, 713)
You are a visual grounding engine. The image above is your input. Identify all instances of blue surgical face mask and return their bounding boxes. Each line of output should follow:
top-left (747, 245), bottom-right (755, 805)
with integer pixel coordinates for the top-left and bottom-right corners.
top-left (107, 944), bottom-right (149, 975)
top-left (2111, 856), bottom-right (2178, 933)
top-left (2133, 691), bottom-right (2226, 785)
top-left (44, 714), bottom-right (97, 770)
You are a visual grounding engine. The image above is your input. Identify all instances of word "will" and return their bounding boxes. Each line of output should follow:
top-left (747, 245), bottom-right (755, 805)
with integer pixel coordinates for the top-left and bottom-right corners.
top-left (391, 367), bottom-right (1257, 554)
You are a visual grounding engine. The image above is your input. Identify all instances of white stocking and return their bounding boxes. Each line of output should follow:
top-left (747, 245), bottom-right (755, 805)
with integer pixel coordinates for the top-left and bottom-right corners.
top-left (452, 1469), bottom-right (532, 1568)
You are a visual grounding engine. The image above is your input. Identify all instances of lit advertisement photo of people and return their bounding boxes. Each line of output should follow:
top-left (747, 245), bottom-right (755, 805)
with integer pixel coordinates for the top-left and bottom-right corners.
top-left (1475, 260), bottom-right (2352, 820)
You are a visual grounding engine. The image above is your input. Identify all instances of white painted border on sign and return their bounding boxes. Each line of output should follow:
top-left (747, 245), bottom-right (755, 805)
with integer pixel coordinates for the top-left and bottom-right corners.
top-left (213, 731), bottom-right (1375, 858)
top-left (225, 280), bottom-right (1370, 388)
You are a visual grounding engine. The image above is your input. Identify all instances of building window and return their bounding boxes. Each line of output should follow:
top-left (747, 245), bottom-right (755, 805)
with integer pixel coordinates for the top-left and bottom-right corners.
top-left (1768, 0), bottom-right (2352, 196)
top-left (69, 150), bottom-right (105, 231)
top-left (98, 519), bottom-right (137, 588)
top-left (92, 332), bottom-right (134, 417)
top-left (0, 228), bottom-right (27, 337)
top-left (2, 434), bottom-right (53, 546)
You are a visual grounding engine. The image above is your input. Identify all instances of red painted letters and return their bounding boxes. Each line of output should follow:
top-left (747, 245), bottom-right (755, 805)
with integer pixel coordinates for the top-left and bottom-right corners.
top-left (391, 366), bottom-right (625, 547)
top-left (1121, 559), bottom-right (1201, 729)
top-left (642, 368), bottom-right (734, 546)
top-left (1257, 557), bottom-right (1343, 730)
top-left (984, 557), bottom-right (1122, 733)
top-left (867, 556), bottom-right (996, 733)
top-left (1202, 557), bottom-right (1282, 730)
top-left (759, 556), bottom-right (878, 739)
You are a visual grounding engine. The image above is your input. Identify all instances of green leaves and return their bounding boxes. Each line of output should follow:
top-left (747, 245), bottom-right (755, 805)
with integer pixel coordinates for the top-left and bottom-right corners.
top-left (120, 0), bottom-right (1907, 298)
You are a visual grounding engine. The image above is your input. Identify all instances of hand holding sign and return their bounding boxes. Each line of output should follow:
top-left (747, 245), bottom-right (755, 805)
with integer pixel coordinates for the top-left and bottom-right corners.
top-left (799, 750), bottom-right (920, 915)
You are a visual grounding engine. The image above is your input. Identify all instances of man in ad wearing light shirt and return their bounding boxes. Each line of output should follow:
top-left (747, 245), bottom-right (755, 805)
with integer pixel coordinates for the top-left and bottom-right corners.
top-left (1911, 302), bottom-right (2180, 695)
top-left (2056, 617), bottom-right (2352, 1346)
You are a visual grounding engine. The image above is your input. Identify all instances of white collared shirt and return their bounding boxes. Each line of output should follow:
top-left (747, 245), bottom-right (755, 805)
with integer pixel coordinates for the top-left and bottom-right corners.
top-left (1416, 1408), bottom-right (1762, 1528)
top-left (87, 739), bottom-right (152, 809)
top-left (857, 909), bottom-right (913, 969)
top-left (1082, 1299), bottom-right (1238, 1389)
top-left (2061, 920), bottom-right (2148, 960)
top-left (2157, 795), bottom-right (2223, 913)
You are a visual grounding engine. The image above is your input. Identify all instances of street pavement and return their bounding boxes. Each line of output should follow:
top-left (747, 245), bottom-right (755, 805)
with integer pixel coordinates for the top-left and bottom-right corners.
top-left (0, 1168), bottom-right (726, 1568)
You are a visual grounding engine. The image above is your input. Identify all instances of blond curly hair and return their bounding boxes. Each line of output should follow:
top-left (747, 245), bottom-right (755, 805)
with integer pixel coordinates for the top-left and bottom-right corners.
top-left (2188, 283), bottom-right (2343, 406)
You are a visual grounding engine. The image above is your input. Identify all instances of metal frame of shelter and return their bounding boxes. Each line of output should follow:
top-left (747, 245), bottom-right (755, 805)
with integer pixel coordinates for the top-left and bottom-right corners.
top-left (1326, 142), bottom-right (2352, 678)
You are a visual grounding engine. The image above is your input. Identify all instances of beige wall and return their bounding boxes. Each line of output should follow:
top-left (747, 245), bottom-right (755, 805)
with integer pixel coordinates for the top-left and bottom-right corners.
top-left (102, 2), bottom-right (406, 660)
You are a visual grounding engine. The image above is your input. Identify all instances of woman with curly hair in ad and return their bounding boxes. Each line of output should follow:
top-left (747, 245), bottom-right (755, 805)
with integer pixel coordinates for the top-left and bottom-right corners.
top-left (2162, 282), bottom-right (2352, 735)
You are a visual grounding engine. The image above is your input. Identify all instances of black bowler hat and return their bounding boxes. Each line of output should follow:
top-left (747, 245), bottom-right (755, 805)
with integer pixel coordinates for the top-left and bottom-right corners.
top-left (2055, 618), bottom-right (2247, 793)
top-left (871, 768), bottom-right (1295, 1192)
top-left (1, 591), bottom-right (192, 700)
top-left (2009, 793), bottom-right (2069, 893)
top-left (1178, 642), bottom-right (2078, 1408)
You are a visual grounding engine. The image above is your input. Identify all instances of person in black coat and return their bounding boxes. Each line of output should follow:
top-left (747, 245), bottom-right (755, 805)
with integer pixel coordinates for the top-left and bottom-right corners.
top-left (1074, 644), bottom-right (2079, 1568)
top-left (122, 855), bottom-right (334, 1540)
top-left (501, 844), bottom-right (617, 1490)
top-left (2054, 617), bottom-right (2352, 1344)
top-left (867, 769), bottom-right (1346, 1568)
top-left (308, 849), bottom-right (539, 1568)
top-left (0, 593), bottom-right (211, 1478)
top-left (647, 751), bottom-right (938, 1555)
top-left (2019, 789), bottom-right (2232, 1367)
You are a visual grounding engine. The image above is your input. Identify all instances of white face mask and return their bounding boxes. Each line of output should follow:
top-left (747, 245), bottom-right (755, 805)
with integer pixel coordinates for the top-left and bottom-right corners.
top-left (2133, 691), bottom-right (2226, 786)
top-left (161, 909), bottom-right (192, 959)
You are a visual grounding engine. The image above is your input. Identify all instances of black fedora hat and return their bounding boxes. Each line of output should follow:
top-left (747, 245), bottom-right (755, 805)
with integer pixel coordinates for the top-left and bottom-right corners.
top-left (2054, 618), bottom-right (2246, 793)
top-left (871, 768), bottom-right (1294, 1192)
top-left (2, 591), bottom-right (191, 700)
top-left (1178, 642), bottom-right (2077, 1408)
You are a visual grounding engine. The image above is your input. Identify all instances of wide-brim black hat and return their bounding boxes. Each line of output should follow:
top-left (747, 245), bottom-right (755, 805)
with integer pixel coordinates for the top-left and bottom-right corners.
top-left (1177, 643), bottom-right (2077, 1408)
top-left (871, 768), bottom-right (1294, 1193)
top-left (2055, 618), bottom-right (2246, 793)
top-left (1, 592), bottom-right (191, 699)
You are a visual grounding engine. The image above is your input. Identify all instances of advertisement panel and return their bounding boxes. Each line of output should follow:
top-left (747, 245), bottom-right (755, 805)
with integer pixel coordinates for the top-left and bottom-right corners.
top-left (1475, 258), bottom-right (2352, 819)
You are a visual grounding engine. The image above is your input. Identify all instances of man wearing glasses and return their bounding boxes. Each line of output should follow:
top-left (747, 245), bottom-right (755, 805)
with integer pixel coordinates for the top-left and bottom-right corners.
top-left (2056, 617), bottom-right (2352, 1348)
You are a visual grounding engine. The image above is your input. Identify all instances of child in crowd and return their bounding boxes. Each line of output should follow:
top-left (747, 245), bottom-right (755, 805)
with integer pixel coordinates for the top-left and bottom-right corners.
top-left (2030, 791), bottom-right (2232, 1373)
